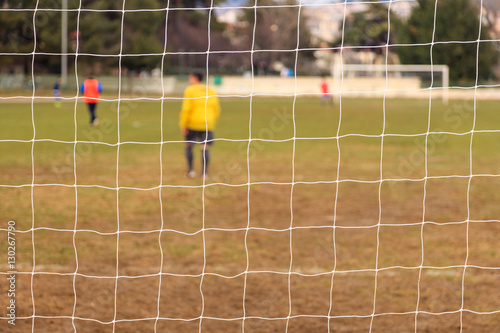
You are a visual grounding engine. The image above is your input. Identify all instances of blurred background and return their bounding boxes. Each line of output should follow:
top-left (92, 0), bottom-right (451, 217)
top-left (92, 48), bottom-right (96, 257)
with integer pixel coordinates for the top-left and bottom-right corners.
top-left (0, 0), bottom-right (499, 94)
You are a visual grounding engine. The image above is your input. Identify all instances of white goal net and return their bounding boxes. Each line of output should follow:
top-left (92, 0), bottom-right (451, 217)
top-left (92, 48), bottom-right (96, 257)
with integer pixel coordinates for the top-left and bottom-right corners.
top-left (1, 0), bottom-right (500, 332)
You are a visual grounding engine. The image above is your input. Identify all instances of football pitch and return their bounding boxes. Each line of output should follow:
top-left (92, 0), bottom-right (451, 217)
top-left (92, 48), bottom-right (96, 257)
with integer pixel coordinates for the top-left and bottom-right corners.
top-left (1, 97), bottom-right (500, 332)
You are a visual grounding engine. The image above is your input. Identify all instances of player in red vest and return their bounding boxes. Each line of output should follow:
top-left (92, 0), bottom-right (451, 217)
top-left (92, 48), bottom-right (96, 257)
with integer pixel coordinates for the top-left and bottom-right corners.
top-left (80, 74), bottom-right (103, 127)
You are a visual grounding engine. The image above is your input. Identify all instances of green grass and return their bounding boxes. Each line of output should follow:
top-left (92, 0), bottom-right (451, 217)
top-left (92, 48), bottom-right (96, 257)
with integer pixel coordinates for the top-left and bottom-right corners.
top-left (1, 96), bottom-right (500, 238)
top-left (2, 98), bottom-right (499, 186)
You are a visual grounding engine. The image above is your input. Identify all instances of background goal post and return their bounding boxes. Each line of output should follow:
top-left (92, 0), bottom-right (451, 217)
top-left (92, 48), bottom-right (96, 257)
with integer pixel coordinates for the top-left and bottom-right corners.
top-left (333, 63), bottom-right (450, 104)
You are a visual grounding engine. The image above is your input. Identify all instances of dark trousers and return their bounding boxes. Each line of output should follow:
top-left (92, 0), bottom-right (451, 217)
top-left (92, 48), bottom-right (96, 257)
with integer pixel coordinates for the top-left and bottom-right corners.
top-left (87, 103), bottom-right (97, 124)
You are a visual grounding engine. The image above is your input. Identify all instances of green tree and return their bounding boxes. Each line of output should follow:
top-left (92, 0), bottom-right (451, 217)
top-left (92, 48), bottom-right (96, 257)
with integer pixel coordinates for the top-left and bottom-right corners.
top-left (397, 0), bottom-right (498, 82)
top-left (236, 0), bottom-right (312, 71)
top-left (78, 0), bottom-right (165, 72)
top-left (0, 0), bottom-right (168, 74)
top-left (338, 2), bottom-right (404, 52)
top-left (0, 0), bottom-right (39, 71)
top-left (122, 0), bottom-right (165, 71)
top-left (164, 0), bottom-right (233, 73)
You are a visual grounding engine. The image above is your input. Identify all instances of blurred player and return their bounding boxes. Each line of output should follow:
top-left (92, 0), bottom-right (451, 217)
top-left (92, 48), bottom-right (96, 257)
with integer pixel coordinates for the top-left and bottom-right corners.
top-left (80, 74), bottom-right (102, 127)
top-left (320, 77), bottom-right (333, 106)
top-left (179, 71), bottom-right (221, 179)
top-left (53, 77), bottom-right (62, 108)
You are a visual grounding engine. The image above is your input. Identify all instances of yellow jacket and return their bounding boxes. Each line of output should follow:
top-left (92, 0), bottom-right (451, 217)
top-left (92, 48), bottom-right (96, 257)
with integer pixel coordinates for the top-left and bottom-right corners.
top-left (179, 84), bottom-right (221, 131)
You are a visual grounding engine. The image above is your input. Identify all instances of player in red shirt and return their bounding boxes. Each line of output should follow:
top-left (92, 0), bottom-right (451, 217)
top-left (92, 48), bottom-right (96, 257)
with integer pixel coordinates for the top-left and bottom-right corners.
top-left (320, 77), bottom-right (333, 106)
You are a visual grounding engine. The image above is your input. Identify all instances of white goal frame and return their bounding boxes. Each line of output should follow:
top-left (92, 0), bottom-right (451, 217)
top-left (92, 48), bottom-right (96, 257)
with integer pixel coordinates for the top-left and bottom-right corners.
top-left (333, 64), bottom-right (450, 104)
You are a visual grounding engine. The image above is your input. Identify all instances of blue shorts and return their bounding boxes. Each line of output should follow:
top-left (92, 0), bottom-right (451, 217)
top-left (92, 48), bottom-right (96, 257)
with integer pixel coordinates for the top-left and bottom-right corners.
top-left (185, 129), bottom-right (214, 145)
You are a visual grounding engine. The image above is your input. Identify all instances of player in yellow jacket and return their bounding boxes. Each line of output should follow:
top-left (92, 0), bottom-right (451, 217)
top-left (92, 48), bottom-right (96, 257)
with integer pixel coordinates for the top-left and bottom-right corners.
top-left (179, 71), bottom-right (221, 179)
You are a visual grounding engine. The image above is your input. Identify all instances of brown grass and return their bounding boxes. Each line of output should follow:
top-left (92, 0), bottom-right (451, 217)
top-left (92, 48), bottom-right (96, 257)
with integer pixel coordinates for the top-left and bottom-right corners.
top-left (1, 98), bottom-right (500, 332)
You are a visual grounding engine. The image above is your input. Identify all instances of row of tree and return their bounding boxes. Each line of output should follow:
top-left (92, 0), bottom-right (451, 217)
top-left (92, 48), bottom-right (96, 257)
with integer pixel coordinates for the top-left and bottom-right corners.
top-left (0, 0), bottom-right (231, 74)
top-left (0, 0), bottom-right (498, 82)
top-left (340, 0), bottom-right (498, 81)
